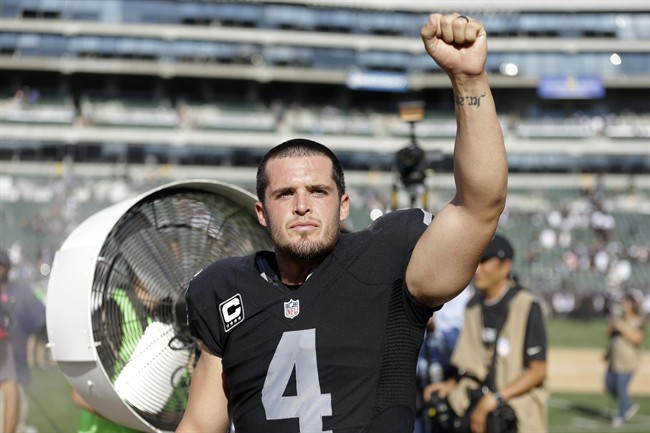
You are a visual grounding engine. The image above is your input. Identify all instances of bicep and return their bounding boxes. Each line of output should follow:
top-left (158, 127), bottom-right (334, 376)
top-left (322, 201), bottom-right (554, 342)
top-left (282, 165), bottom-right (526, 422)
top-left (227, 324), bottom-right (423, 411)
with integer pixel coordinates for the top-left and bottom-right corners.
top-left (407, 203), bottom-right (496, 306)
top-left (526, 359), bottom-right (547, 384)
top-left (177, 349), bottom-right (230, 433)
top-left (501, 359), bottom-right (546, 400)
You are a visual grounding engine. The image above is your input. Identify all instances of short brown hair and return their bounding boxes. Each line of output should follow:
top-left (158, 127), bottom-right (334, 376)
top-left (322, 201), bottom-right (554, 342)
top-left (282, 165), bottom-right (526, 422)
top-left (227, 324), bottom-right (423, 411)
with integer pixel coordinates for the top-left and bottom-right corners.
top-left (256, 138), bottom-right (346, 202)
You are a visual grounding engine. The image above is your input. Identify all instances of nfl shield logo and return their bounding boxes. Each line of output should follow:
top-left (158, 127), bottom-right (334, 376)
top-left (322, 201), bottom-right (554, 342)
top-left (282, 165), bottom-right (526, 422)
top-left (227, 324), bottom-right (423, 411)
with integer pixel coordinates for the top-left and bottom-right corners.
top-left (284, 299), bottom-right (300, 319)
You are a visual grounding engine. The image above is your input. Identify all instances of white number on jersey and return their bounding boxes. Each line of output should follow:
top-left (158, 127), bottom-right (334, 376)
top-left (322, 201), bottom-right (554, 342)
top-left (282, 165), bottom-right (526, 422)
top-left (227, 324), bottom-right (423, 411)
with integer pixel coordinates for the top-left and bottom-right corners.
top-left (261, 329), bottom-right (332, 432)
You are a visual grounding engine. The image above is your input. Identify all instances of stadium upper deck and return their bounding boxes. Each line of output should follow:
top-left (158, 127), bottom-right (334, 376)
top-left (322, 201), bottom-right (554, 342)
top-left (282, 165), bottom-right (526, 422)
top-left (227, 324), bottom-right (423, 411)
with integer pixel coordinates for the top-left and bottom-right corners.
top-left (0, 0), bottom-right (648, 172)
top-left (1, 0), bottom-right (648, 85)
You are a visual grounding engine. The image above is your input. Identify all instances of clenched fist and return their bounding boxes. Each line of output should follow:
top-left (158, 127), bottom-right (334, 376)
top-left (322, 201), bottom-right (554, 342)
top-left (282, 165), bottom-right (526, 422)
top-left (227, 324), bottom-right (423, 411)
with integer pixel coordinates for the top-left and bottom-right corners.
top-left (421, 13), bottom-right (488, 78)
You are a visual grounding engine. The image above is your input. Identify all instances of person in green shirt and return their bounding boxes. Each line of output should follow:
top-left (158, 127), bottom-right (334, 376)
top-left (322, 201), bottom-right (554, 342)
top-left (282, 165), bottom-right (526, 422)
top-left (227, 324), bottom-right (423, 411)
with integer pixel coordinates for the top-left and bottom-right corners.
top-left (73, 281), bottom-right (153, 433)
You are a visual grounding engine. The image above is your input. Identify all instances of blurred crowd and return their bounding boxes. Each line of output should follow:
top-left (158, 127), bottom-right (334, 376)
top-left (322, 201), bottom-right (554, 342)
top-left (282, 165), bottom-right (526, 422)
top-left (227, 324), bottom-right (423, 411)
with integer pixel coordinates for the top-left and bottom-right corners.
top-left (1, 171), bottom-right (649, 319)
top-left (502, 184), bottom-right (650, 318)
top-left (2, 86), bottom-right (650, 140)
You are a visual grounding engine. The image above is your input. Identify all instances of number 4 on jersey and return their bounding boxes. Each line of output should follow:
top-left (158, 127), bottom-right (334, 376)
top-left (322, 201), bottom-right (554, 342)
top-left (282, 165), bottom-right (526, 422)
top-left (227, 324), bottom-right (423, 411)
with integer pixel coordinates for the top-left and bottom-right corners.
top-left (262, 329), bottom-right (333, 432)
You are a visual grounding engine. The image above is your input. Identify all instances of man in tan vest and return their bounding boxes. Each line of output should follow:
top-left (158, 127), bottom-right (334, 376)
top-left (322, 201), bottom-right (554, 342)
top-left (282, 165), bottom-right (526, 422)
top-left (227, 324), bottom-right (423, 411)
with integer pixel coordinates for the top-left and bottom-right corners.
top-left (424, 235), bottom-right (548, 433)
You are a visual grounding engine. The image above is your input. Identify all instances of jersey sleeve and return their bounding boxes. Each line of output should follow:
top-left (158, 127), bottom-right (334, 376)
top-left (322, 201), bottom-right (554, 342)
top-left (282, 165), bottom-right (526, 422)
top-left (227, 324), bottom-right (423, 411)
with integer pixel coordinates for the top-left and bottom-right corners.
top-left (185, 265), bottom-right (225, 357)
top-left (523, 302), bottom-right (547, 364)
top-left (371, 208), bottom-right (437, 324)
top-left (404, 207), bottom-right (433, 249)
top-left (403, 209), bottom-right (438, 322)
top-left (372, 208), bottom-right (432, 264)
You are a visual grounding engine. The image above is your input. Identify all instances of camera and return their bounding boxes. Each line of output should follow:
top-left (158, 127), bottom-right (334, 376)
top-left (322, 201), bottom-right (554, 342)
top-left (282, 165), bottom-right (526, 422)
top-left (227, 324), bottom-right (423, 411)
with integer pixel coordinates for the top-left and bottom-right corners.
top-left (428, 391), bottom-right (454, 431)
top-left (427, 389), bottom-right (477, 433)
top-left (428, 389), bottom-right (516, 433)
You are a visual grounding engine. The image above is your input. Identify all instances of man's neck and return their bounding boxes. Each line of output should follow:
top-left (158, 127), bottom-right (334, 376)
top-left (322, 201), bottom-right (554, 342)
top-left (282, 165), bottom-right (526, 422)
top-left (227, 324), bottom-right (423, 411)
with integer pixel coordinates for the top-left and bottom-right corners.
top-left (484, 279), bottom-right (511, 303)
top-left (275, 255), bottom-right (319, 286)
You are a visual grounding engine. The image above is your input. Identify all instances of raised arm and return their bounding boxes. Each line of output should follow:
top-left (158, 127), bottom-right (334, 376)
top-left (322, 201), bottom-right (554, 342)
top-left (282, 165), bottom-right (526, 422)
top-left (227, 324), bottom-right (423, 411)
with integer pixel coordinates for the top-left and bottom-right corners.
top-left (176, 348), bottom-right (231, 433)
top-left (406, 13), bottom-right (508, 307)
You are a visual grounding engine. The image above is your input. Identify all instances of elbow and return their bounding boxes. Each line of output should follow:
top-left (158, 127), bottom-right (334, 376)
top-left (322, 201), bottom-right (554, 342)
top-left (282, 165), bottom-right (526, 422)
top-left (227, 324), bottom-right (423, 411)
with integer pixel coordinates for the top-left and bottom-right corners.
top-left (539, 364), bottom-right (548, 384)
top-left (538, 364), bottom-right (548, 386)
top-left (492, 187), bottom-right (508, 217)
top-left (457, 185), bottom-right (507, 225)
top-left (488, 186), bottom-right (508, 224)
top-left (475, 191), bottom-right (506, 227)
top-left (489, 170), bottom-right (508, 214)
top-left (489, 194), bottom-right (507, 224)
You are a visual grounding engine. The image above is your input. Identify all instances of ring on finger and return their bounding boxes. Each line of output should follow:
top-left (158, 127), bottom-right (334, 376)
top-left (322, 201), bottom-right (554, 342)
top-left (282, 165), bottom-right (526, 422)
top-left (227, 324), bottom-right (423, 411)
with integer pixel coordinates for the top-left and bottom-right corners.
top-left (457, 15), bottom-right (469, 22)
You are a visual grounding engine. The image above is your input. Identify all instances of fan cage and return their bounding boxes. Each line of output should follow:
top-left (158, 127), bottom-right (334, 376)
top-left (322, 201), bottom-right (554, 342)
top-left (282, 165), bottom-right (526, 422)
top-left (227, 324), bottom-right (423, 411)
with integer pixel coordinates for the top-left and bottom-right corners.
top-left (90, 187), bottom-right (271, 431)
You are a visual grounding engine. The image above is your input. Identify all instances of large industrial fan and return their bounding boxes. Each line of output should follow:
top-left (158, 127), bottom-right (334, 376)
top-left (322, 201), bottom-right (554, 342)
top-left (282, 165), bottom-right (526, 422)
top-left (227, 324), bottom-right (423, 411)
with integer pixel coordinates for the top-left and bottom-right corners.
top-left (46, 180), bottom-right (272, 432)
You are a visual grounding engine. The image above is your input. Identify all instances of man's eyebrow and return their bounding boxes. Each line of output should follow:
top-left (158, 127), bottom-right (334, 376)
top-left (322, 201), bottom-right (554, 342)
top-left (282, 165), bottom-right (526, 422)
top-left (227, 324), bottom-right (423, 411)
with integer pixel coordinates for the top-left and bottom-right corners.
top-left (270, 186), bottom-right (295, 196)
top-left (270, 184), bottom-right (333, 195)
top-left (308, 184), bottom-right (333, 191)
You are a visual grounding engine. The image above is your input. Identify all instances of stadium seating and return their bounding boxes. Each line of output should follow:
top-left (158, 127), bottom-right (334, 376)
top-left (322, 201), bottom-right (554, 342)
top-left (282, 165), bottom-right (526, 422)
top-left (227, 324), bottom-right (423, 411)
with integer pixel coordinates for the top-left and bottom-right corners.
top-left (0, 1), bottom-right (647, 309)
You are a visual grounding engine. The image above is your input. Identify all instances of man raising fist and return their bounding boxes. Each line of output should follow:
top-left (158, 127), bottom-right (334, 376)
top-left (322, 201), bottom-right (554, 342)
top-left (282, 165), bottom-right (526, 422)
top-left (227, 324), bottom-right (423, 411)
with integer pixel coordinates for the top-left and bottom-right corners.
top-left (178, 13), bottom-right (507, 433)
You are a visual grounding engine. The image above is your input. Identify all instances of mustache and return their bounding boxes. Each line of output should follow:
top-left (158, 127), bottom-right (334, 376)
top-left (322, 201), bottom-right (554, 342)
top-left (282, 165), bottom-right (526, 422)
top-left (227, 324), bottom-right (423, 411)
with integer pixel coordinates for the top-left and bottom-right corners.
top-left (288, 218), bottom-right (320, 228)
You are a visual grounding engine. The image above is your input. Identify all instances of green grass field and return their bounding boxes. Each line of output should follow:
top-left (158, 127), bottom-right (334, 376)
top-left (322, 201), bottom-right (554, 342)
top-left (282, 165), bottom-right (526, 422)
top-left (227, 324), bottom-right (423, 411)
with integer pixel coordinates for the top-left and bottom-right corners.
top-left (26, 366), bottom-right (650, 433)
top-left (26, 367), bottom-right (80, 433)
top-left (25, 318), bottom-right (650, 433)
top-left (549, 393), bottom-right (650, 433)
top-left (547, 317), bottom-right (650, 349)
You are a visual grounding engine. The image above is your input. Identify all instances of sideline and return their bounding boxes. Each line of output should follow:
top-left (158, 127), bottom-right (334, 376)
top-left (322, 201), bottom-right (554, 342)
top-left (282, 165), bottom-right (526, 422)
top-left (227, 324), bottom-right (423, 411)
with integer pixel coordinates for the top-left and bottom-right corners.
top-left (548, 348), bottom-right (650, 395)
top-left (549, 396), bottom-right (650, 433)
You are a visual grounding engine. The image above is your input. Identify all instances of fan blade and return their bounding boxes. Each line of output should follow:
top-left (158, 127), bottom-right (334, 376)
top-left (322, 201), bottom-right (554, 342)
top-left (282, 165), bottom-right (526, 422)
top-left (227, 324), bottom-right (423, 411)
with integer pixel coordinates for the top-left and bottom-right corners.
top-left (119, 227), bottom-right (182, 301)
top-left (114, 321), bottom-right (190, 414)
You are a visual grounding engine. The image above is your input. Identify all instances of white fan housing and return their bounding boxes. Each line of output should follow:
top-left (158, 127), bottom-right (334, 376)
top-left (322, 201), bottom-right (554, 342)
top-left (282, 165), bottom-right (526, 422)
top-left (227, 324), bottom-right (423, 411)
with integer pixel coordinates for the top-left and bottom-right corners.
top-left (46, 180), bottom-right (271, 432)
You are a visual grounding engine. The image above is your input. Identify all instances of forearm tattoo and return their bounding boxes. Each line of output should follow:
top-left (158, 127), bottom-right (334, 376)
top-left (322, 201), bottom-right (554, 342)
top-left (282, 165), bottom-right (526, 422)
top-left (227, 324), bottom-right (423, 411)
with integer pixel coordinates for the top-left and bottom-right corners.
top-left (455, 93), bottom-right (486, 108)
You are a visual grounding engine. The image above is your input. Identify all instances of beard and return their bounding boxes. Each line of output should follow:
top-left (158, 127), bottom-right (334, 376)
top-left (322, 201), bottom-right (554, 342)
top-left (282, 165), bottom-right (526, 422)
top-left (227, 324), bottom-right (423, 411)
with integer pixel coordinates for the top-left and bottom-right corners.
top-left (275, 234), bottom-right (336, 263)
top-left (268, 215), bottom-right (340, 264)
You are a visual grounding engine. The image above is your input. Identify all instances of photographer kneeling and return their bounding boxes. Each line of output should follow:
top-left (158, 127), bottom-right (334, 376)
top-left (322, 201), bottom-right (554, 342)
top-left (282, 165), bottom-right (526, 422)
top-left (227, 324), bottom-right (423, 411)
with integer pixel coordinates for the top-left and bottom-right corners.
top-left (423, 235), bottom-right (548, 433)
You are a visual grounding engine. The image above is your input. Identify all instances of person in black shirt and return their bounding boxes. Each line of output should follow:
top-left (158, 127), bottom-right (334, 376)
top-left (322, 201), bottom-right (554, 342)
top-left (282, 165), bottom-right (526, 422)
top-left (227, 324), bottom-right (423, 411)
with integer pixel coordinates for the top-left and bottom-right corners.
top-left (178, 12), bottom-right (508, 433)
top-left (424, 235), bottom-right (548, 433)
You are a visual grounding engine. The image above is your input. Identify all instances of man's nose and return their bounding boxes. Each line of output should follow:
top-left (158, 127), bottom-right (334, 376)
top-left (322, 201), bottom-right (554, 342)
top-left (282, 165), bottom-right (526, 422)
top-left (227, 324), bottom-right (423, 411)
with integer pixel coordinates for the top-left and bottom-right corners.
top-left (294, 191), bottom-right (310, 215)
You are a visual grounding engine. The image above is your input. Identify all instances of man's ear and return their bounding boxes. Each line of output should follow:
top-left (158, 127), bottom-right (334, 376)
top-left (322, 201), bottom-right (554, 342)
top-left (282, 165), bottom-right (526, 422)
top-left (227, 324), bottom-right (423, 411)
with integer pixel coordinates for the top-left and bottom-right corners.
top-left (339, 194), bottom-right (350, 222)
top-left (502, 259), bottom-right (513, 279)
top-left (255, 201), bottom-right (268, 227)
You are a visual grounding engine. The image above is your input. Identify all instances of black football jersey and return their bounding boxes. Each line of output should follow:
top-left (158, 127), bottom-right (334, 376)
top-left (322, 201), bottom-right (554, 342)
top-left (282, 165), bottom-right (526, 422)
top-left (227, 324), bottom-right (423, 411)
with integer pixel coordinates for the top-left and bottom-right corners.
top-left (186, 208), bottom-right (437, 432)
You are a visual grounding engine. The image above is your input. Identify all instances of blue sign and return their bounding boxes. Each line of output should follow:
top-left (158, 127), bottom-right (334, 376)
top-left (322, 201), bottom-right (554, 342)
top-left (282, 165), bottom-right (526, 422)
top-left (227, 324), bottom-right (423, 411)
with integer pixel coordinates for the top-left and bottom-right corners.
top-left (346, 70), bottom-right (409, 93)
top-left (537, 76), bottom-right (605, 99)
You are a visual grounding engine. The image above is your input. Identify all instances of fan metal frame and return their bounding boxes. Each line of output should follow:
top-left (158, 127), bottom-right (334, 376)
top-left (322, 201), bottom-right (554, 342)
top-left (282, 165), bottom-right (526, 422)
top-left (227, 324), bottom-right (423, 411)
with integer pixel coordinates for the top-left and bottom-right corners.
top-left (46, 179), bottom-right (267, 432)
